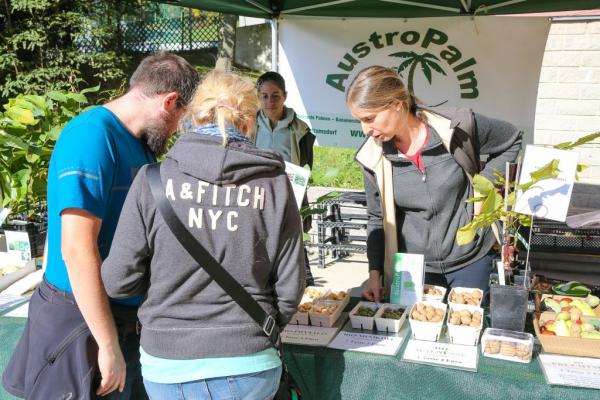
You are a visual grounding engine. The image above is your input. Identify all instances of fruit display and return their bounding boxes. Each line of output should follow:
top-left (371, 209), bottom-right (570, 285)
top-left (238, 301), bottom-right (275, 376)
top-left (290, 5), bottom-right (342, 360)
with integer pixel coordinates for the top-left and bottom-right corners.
top-left (542, 294), bottom-right (600, 317)
top-left (448, 288), bottom-right (483, 306)
top-left (411, 303), bottom-right (445, 323)
top-left (448, 309), bottom-right (482, 327)
top-left (538, 302), bottom-right (600, 339)
top-left (534, 311), bottom-right (600, 358)
top-left (481, 328), bottom-right (533, 363)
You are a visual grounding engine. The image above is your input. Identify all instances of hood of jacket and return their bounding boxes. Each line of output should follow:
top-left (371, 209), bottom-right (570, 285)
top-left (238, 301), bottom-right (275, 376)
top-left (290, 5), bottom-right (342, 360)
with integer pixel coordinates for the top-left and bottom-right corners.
top-left (166, 129), bottom-right (285, 186)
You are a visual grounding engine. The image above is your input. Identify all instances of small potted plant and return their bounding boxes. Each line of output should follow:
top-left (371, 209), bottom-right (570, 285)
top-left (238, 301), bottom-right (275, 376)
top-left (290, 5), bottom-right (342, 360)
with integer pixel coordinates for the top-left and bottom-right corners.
top-left (456, 132), bottom-right (600, 332)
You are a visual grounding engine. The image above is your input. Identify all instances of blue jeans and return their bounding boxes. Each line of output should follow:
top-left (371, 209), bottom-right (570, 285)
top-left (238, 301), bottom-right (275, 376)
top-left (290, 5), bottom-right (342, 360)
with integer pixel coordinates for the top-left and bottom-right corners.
top-left (102, 330), bottom-right (147, 400)
top-left (102, 303), bottom-right (147, 400)
top-left (143, 365), bottom-right (281, 400)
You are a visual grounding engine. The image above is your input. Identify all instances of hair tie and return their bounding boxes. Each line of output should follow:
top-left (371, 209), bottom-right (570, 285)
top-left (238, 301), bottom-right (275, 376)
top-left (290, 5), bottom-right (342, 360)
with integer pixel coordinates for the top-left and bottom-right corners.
top-left (215, 102), bottom-right (236, 111)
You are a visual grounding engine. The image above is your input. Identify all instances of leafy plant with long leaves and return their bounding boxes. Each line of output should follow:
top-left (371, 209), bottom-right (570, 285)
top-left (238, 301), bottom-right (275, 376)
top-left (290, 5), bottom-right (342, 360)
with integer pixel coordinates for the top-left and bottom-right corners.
top-left (456, 132), bottom-right (600, 247)
top-left (0, 86), bottom-right (99, 217)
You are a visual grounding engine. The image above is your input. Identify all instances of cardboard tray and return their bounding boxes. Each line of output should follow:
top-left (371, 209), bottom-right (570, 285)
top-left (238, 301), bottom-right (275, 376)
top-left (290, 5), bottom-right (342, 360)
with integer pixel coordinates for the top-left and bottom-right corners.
top-left (534, 311), bottom-right (600, 358)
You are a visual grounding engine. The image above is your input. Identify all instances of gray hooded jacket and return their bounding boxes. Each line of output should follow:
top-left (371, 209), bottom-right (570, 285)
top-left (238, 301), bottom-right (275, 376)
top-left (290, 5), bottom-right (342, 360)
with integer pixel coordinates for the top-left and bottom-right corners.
top-left (356, 111), bottom-right (522, 282)
top-left (102, 131), bottom-right (305, 359)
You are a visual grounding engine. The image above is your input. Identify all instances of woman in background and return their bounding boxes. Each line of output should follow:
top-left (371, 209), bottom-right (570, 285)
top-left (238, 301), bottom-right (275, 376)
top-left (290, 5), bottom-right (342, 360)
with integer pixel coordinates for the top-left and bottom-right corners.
top-left (256, 71), bottom-right (317, 286)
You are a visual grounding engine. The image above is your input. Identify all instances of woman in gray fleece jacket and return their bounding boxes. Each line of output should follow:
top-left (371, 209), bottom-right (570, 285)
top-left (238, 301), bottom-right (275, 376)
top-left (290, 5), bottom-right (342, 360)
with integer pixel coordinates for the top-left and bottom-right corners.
top-left (101, 70), bottom-right (305, 399)
top-left (348, 66), bottom-right (522, 304)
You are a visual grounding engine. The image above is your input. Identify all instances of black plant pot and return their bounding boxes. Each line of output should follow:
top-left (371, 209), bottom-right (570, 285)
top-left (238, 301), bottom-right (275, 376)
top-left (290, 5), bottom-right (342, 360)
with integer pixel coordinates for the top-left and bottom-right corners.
top-left (490, 284), bottom-right (529, 332)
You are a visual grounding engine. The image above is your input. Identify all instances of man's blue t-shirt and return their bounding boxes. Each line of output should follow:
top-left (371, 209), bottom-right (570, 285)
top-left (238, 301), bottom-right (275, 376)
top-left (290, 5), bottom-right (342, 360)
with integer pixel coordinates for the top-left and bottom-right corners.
top-left (45, 106), bottom-right (155, 305)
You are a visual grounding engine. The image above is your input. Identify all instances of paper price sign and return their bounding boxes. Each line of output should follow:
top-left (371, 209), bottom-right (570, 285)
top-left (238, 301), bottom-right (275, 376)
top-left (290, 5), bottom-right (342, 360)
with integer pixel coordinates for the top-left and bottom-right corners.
top-left (539, 354), bottom-right (600, 390)
top-left (402, 340), bottom-right (478, 371)
top-left (328, 331), bottom-right (404, 356)
top-left (281, 324), bottom-right (339, 347)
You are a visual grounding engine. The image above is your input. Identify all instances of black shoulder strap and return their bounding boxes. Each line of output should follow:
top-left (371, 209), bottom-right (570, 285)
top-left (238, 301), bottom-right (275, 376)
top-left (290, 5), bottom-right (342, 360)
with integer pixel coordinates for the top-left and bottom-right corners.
top-left (145, 163), bottom-right (280, 347)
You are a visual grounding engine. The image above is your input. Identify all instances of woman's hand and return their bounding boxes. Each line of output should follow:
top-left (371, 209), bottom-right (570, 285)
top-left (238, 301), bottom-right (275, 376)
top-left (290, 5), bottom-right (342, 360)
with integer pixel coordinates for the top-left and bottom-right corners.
top-left (96, 342), bottom-right (126, 396)
top-left (362, 270), bottom-right (385, 302)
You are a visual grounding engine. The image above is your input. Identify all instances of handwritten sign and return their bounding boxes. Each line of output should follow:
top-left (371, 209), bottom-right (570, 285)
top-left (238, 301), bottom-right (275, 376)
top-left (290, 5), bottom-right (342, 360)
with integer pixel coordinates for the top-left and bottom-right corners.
top-left (327, 331), bottom-right (405, 356)
top-left (539, 354), bottom-right (600, 390)
top-left (402, 339), bottom-right (478, 371)
top-left (281, 324), bottom-right (340, 347)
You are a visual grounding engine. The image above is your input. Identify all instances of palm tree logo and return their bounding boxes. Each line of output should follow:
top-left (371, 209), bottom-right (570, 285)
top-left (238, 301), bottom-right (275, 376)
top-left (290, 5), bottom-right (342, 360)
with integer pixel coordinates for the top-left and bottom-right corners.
top-left (389, 51), bottom-right (447, 95)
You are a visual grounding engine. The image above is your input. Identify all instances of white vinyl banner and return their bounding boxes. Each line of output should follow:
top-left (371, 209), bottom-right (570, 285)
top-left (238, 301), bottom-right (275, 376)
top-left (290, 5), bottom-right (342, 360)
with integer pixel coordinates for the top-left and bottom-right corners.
top-left (278, 16), bottom-right (550, 149)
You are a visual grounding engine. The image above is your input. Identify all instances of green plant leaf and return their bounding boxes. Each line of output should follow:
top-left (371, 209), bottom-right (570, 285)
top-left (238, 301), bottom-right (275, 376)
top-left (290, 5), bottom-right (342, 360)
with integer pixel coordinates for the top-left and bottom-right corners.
top-left (66, 92), bottom-right (88, 103)
top-left (507, 191), bottom-right (516, 207)
top-left (472, 174), bottom-right (494, 195)
top-left (5, 106), bottom-right (36, 125)
top-left (464, 196), bottom-right (485, 203)
top-left (22, 95), bottom-right (47, 111)
top-left (456, 223), bottom-right (477, 246)
top-left (554, 132), bottom-right (600, 150)
top-left (47, 91), bottom-right (68, 103)
top-left (80, 84), bottom-right (101, 95)
top-left (529, 159), bottom-right (560, 182)
top-left (0, 131), bottom-right (29, 150)
top-left (25, 153), bottom-right (40, 163)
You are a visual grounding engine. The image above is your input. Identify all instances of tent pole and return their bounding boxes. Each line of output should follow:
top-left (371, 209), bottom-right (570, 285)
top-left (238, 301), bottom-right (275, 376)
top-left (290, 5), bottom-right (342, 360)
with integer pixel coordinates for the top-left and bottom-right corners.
top-left (271, 17), bottom-right (279, 72)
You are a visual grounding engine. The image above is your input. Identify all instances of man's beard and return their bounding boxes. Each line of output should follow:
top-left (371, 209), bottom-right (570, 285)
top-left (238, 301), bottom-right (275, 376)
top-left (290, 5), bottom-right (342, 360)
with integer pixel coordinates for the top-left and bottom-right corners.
top-left (141, 120), bottom-right (171, 157)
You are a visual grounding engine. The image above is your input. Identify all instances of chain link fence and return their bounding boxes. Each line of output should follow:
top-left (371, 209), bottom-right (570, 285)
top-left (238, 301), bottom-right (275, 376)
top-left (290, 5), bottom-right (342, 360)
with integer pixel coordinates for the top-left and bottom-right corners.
top-left (77, 14), bottom-right (222, 53)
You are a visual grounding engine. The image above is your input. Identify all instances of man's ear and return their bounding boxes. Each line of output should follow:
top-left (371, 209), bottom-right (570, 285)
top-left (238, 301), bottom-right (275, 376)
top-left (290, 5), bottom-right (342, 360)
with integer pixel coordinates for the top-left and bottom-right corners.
top-left (161, 92), bottom-right (179, 112)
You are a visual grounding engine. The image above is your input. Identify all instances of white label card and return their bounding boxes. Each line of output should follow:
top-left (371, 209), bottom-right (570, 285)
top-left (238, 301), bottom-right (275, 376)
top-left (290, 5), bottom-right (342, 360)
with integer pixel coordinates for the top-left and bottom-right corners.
top-left (284, 162), bottom-right (311, 210)
top-left (402, 339), bottom-right (478, 371)
top-left (513, 145), bottom-right (578, 222)
top-left (389, 253), bottom-right (425, 308)
top-left (539, 354), bottom-right (600, 390)
top-left (327, 331), bottom-right (404, 356)
top-left (281, 324), bottom-right (340, 347)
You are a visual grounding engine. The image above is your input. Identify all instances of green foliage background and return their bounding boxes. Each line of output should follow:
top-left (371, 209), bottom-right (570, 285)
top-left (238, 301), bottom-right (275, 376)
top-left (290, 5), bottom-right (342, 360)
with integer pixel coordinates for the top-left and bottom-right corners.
top-left (311, 146), bottom-right (363, 189)
top-left (0, 0), bottom-right (161, 103)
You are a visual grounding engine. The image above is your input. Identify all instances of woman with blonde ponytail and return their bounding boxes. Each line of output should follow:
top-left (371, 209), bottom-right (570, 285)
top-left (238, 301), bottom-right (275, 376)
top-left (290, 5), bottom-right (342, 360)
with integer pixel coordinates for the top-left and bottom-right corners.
top-left (102, 70), bottom-right (305, 399)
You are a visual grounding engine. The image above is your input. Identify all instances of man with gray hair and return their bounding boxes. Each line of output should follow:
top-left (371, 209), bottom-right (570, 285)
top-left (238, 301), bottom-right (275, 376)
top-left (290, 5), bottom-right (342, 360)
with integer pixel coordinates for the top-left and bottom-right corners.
top-left (3, 52), bottom-right (199, 400)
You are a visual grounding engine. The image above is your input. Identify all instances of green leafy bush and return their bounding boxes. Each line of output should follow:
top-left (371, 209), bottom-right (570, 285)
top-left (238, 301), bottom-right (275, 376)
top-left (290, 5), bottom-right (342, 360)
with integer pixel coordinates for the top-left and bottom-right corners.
top-left (0, 87), bottom-right (97, 216)
top-left (311, 146), bottom-right (363, 189)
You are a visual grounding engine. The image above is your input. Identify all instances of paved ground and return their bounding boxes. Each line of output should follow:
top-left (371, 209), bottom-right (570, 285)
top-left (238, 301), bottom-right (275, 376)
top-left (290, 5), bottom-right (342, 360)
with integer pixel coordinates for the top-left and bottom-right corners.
top-left (305, 186), bottom-right (369, 297)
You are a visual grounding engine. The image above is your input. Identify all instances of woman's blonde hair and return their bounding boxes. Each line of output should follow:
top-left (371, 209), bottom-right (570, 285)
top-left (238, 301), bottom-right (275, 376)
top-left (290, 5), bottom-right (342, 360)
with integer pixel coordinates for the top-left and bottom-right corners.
top-left (187, 70), bottom-right (260, 144)
top-left (346, 66), bottom-right (418, 115)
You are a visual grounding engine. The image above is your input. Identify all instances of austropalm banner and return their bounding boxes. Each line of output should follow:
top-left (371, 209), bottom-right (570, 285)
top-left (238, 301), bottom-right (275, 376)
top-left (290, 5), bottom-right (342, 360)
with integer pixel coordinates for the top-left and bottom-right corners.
top-left (279, 16), bottom-right (550, 148)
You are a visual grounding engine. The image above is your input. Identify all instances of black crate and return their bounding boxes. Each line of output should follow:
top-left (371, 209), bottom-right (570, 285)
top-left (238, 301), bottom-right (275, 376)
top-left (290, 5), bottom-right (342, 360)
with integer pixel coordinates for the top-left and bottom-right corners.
top-left (1, 221), bottom-right (47, 258)
top-left (529, 220), bottom-right (600, 254)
